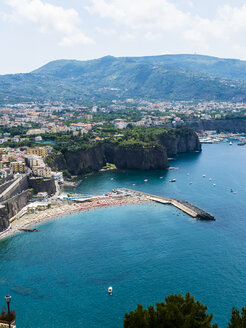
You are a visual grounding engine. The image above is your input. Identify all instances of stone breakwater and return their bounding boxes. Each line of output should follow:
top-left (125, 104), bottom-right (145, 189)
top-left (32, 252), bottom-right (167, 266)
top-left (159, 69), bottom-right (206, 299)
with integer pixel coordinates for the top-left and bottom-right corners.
top-left (176, 199), bottom-right (215, 221)
top-left (119, 188), bottom-right (215, 221)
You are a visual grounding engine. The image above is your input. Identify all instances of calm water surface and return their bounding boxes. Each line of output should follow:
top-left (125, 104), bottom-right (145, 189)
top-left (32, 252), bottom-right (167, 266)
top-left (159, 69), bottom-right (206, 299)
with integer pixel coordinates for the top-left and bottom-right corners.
top-left (0, 142), bottom-right (246, 328)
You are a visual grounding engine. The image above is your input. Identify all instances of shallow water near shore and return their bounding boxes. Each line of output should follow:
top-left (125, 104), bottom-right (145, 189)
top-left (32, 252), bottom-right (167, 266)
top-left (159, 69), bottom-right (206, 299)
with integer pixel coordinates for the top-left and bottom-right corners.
top-left (0, 142), bottom-right (246, 328)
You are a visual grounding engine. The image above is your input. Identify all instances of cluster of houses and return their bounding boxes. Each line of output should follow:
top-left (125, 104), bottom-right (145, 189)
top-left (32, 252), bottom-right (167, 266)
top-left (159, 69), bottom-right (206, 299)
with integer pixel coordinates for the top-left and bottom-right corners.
top-left (0, 146), bottom-right (63, 182)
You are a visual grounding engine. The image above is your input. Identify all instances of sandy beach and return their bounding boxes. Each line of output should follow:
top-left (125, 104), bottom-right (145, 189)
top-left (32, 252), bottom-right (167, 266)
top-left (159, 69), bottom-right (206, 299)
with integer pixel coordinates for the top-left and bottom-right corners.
top-left (0, 195), bottom-right (147, 241)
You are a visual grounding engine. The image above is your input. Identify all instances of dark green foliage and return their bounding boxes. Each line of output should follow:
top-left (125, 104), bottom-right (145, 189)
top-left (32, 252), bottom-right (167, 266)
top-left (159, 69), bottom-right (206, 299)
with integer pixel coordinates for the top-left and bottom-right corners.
top-left (0, 126), bottom-right (28, 136)
top-left (1, 55), bottom-right (246, 104)
top-left (124, 293), bottom-right (218, 328)
top-left (92, 110), bottom-right (142, 123)
top-left (0, 140), bottom-right (37, 148)
top-left (228, 307), bottom-right (246, 328)
top-left (39, 126), bottom-right (195, 153)
top-left (110, 126), bottom-right (194, 149)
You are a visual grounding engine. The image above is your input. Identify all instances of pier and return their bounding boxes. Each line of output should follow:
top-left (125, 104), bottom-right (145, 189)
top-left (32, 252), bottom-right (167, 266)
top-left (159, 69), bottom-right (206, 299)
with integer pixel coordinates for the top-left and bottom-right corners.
top-left (118, 188), bottom-right (215, 221)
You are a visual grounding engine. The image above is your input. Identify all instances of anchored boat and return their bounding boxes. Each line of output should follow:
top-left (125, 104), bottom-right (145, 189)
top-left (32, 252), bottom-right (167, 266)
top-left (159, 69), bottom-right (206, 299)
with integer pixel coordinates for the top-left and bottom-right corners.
top-left (108, 286), bottom-right (113, 295)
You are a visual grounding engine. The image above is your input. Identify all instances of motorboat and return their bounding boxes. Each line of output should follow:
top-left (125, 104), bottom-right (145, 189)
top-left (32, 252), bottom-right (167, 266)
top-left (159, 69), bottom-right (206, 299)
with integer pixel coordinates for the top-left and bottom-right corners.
top-left (202, 174), bottom-right (206, 178)
top-left (108, 286), bottom-right (113, 295)
top-left (229, 141), bottom-right (232, 145)
top-left (144, 179), bottom-right (148, 182)
top-left (169, 179), bottom-right (176, 182)
top-left (209, 178), bottom-right (212, 181)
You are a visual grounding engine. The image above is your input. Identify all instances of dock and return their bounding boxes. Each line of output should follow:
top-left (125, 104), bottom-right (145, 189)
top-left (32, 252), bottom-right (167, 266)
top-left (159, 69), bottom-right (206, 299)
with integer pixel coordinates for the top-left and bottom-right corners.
top-left (118, 188), bottom-right (215, 221)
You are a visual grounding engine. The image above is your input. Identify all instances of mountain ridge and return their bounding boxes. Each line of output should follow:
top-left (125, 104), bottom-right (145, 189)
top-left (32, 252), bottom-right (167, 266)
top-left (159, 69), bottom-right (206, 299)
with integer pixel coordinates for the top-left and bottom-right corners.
top-left (1, 54), bottom-right (246, 104)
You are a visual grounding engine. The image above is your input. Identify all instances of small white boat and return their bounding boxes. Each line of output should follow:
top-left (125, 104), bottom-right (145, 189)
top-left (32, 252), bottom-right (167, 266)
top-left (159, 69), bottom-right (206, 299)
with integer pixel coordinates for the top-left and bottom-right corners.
top-left (169, 179), bottom-right (176, 183)
top-left (209, 178), bottom-right (212, 181)
top-left (132, 183), bottom-right (136, 186)
top-left (229, 142), bottom-right (232, 145)
top-left (202, 174), bottom-right (206, 178)
top-left (144, 179), bottom-right (148, 182)
top-left (160, 177), bottom-right (163, 179)
top-left (108, 286), bottom-right (113, 295)
top-left (213, 183), bottom-right (216, 186)
top-left (189, 182), bottom-right (192, 184)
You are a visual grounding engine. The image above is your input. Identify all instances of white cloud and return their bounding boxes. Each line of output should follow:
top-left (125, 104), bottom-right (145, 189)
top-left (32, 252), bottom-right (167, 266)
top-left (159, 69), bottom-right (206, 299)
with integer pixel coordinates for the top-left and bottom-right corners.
top-left (5, 0), bottom-right (93, 46)
top-left (87, 0), bottom-right (189, 31)
top-left (86, 0), bottom-right (246, 57)
top-left (120, 32), bottom-right (136, 40)
top-left (144, 32), bottom-right (162, 40)
top-left (95, 27), bottom-right (116, 35)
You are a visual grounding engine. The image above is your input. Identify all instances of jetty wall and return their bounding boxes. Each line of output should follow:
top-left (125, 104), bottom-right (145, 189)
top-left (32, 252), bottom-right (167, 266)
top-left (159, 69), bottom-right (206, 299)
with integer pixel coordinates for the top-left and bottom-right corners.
top-left (0, 175), bottom-right (29, 201)
top-left (120, 188), bottom-right (215, 221)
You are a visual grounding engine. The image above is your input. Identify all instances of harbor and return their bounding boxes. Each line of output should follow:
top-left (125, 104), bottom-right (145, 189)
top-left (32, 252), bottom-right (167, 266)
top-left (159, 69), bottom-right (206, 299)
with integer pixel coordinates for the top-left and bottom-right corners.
top-left (198, 131), bottom-right (246, 144)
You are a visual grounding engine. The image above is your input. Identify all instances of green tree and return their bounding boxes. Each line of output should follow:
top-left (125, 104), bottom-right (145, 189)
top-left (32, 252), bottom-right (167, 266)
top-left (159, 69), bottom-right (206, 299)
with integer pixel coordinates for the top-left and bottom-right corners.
top-left (228, 307), bottom-right (246, 328)
top-left (124, 293), bottom-right (218, 328)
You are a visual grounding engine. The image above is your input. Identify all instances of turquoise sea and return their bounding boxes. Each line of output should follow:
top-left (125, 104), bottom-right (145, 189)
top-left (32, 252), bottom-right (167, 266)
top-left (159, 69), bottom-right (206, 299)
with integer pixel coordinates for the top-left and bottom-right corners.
top-left (0, 142), bottom-right (246, 328)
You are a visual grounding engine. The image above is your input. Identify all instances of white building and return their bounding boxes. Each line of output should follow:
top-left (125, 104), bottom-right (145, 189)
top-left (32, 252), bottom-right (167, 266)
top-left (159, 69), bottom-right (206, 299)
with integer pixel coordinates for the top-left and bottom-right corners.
top-left (52, 171), bottom-right (64, 183)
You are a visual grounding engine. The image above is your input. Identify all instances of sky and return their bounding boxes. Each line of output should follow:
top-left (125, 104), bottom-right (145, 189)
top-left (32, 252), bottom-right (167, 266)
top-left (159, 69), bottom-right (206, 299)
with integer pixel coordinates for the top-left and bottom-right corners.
top-left (1, 0), bottom-right (246, 74)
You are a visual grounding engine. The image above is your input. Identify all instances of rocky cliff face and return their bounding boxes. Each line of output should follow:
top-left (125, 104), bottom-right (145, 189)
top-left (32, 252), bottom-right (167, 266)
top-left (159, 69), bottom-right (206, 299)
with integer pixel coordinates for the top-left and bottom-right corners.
top-left (158, 131), bottom-right (201, 157)
top-left (63, 145), bottom-right (106, 175)
top-left (104, 144), bottom-right (168, 170)
top-left (47, 131), bottom-right (201, 174)
top-left (187, 118), bottom-right (246, 133)
top-left (28, 177), bottom-right (56, 196)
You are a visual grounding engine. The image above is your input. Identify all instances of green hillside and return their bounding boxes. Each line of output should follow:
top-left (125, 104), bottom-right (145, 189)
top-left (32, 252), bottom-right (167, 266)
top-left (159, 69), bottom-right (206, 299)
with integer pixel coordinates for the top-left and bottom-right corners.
top-left (1, 54), bottom-right (246, 104)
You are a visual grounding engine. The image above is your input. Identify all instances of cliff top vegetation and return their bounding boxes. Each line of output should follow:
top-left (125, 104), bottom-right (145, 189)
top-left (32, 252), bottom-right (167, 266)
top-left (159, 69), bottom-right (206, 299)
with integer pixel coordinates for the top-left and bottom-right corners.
top-left (48, 125), bottom-right (196, 152)
top-left (0, 125), bottom-right (196, 152)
